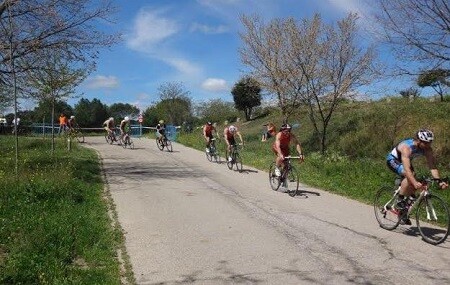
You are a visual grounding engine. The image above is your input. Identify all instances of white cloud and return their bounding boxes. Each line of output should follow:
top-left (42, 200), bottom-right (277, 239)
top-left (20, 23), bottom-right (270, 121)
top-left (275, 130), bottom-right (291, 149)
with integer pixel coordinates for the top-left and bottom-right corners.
top-left (201, 78), bottom-right (229, 92)
top-left (126, 8), bottom-right (179, 52)
top-left (190, 23), bottom-right (229, 34)
top-left (86, 75), bottom-right (119, 89)
top-left (165, 58), bottom-right (202, 75)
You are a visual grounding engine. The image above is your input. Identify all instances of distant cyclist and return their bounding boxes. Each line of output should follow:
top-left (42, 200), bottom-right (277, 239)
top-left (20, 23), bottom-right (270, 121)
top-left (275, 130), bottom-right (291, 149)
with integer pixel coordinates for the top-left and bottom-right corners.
top-left (120, 116), bottom-right (130, 141)
top-left (156, 120), bottom-right (166, 144)
top-left (67, 115), bottom-right (76, 131)
top-left (103, 117), bottom-right (117, 141)
top-left (386, 129), bottom-right (448, 225)
top-left (272, 123), bottom-right (304, 176)
top-left (203, 121), bottom-right (217, 153)
top-left (224, 124), bottom-right (244, 162)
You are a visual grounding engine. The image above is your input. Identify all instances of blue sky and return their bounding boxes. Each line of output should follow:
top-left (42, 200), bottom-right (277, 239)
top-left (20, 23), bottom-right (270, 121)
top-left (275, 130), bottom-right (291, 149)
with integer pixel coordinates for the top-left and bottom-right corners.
top-left (71, 0), bottom-right (413, 112)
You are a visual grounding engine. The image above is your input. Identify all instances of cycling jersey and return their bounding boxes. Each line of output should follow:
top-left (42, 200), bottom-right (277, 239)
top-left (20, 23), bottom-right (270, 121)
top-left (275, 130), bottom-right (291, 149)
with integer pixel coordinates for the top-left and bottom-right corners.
top-left (68, 118), bottom-right (75, 129)
top-left (103, 118), bottom-right (114, 129)
top-left (272, 131), bottom-right (291, 156)
top-left (120, 120), bottom-right (129, 133)
top-left (204, 124), bottom-right (214, 138)
top-left (386, 138), bottom-right (424, 175)
top-left (156, 123), bottom-right (166, 135)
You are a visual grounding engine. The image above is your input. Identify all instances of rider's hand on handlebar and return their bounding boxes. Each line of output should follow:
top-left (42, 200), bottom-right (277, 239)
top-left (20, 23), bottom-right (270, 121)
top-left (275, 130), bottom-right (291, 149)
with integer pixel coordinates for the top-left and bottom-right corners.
top-left (299, 154), bottom-right (305, 162)
top-left (439, 181), bottom-right (449, 189)
top-left (414, 181), bottom-right (424, 190)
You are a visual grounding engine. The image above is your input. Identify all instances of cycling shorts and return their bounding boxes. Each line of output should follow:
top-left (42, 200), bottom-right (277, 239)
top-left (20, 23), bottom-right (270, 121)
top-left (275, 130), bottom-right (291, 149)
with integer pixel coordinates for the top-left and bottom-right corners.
top-left (227, 137), bottom-right (236, 146)
top-left (387, 158), bottom-right (414, 176)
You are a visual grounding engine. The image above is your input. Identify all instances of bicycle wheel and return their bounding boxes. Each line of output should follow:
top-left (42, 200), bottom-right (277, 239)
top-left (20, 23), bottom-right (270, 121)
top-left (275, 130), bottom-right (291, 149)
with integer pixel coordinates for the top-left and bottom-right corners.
top-left (129, 137), bottom-right (134, 149)
top-left (76, 131), bottom-right (85, 143)
top-left (165, 140), bottom-right (173, 152)
top-left (373, 186), bottom-right (401, 230)
top-left (269, 162), bottom-right (281, 191)
top-left (416, 195), bottom-right (450, 245)
top-left (121, 136), bottom-right (127, 149)
top-left (213, 149), bottom-right (220, 163)
top-left (233, 153), bottom-right (243, 172)
top-left (286, 165), bottom-right (300, 197)
top-left (105, 134), bottom-right (113, 144)
top-left (156, 137), bottom-right (164, 151)
top-left (206, 147), bottom-right (213, 162)
top-left (226, 150), bottom-right (234, 170)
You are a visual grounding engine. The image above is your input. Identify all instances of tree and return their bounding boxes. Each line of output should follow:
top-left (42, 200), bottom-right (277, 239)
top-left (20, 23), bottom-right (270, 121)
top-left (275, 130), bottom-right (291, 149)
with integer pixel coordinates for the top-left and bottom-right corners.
top-left (195, 99), bottom-right (238, 125)
top-left (231, 76), bottom-right (262, 121)
top-left (240, 13), bottom-right (377, 153)
top-left (108, 103), bottom-right (139, 120)
top-left (399, 87), bottom-right (420, 100)
top-left (417, 69), bottom-right (450, 102)
top-left (156, 82), bottom-right (193, 125)
top-left (371, 0), bottom-right (450, 73)
top-left (74, 98), bottom-right (109, 128)
top-left (33, 99), bottom-right (73, 123)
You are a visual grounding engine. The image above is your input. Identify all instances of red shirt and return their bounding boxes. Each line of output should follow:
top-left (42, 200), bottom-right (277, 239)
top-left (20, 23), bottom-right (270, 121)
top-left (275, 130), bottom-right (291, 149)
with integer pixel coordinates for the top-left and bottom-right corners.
top-left (204, 125), bottom-right (214, 136)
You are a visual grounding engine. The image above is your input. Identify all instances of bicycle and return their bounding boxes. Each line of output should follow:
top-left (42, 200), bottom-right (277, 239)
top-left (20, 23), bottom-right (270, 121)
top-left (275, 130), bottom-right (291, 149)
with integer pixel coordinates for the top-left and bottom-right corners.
top-left (225, 143), bottom-right (243, 172)
top-left (121, 132), bottom-right (134, 149)
top-left (206, 138), bottom-right (220, 163)
top-left (156, 133), bottom-right (173, 152)
top-left (374, 176), bottom-right (450, 245)
top-left (105, 128), bottom-right (119, 145)
top-left (66, 126), bottom-right (85, 143)
top-left (269, 156), bottom-right (301, 197)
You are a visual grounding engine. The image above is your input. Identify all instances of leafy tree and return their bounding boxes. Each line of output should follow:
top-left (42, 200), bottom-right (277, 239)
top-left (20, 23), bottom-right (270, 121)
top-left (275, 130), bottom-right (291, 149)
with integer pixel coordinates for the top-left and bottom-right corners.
top-left (73, 98), bottom-right (109, 128)
top-left (417, 69), bottom-right (450, 102)
top-left (195, 99), bottom-right (238, 125)
top-left (33, 99), bottom-right (73, 123)
top-left (399, 88), bottom-right (420, 100)
top-left (231, 76), bottom-right (262, 121)
top-left (155, 82), bottom-right (193, 125)
top-left (108, 103), bottom-right (140, 120)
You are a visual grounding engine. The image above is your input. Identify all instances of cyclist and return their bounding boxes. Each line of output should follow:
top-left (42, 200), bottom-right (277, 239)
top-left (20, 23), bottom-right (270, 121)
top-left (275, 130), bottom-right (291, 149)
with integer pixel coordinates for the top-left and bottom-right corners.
top-left (156, 120), bottom-right (166, 144)
top-left (224, 124), bottom-right (244, 162)
top-left (272, 123), bottom-right (304, 177)
top-left (103, 117), bottom-right (117, 142)
top-left (386, 129), bottom-right (448, 225)
top-left (203, 121), bottom-right (217, 152)
top-left (262, 122), bottom-right (277, 142)
top-left (120, 116), bottom-right (130, 142)
top-left (67, 115), bottom-right (76, 131)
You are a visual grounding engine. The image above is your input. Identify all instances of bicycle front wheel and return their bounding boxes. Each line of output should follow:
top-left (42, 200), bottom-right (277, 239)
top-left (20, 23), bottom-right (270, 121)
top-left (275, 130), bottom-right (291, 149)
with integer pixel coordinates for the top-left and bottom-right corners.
top-left (233, 153), bottom-right (242, 172)
top-left (206, 148), bottom-right (213, 162)
top-left (225, 150), bottom-right (233, 170)
top-left (286, 165), bottom-right (300, 197)
top-left (165, 140), bottom-right (173, 152)
top-left (373, 186), bottom-right (401, 230)
top-left (213, 150), bottom-right (220, 163)
top-left (76, 131), bottom-right (85, 143)
top-left (416, 195), bottom-right (450, 245)
top-left (269, 162), bottom-right (281, 191)
top-left (156, 137), bottom-right (164, 151)
top-left (105, 134), bottom-right (113, 144)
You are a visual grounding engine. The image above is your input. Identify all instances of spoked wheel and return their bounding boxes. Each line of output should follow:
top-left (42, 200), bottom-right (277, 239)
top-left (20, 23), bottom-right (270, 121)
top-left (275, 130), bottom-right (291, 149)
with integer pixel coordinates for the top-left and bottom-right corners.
top-left (121, 136), bottom-right (128, 149)
top-left (105, 134), bottom-right (113, 144)
top-left (226, 150), bottom-right (233, 170)
top-left (76, 131), bottom-right (85, 143)
top-left (269, 162), bottom-right (281, 191)
top-left (165, 140), bottom-right (173, 152)
top-left (374, 186), bottom-right (401, 230)
top-left (286, 165), bottom-right (300, 197)
top-left (416, 195), bottom-right (450, 245)
top-left (213, 150), bottom-right (220, 163)
top-left (206, 148), bottom-right (213, 162)
top-left (233, 153), bottom-right (242, 172)
top-left (156, 137), bottom-right (164, 151)
top-left (128, 138), bottom-right (134, 149)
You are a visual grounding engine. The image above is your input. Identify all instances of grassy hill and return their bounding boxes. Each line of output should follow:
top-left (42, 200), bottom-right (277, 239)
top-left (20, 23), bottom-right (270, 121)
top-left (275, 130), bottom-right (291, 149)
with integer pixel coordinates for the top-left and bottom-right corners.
top-left (178, 97), bottom-right (450, 204)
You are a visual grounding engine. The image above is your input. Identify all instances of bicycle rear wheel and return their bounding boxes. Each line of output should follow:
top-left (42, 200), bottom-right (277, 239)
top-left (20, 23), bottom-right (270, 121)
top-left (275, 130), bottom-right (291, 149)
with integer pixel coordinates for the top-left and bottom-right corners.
top-left (76, 131), bottom-right (85, 143)
top-left (165, 140), bottom-right (173, 152)
top-left (156, 137), bottom-right (164, 151)
top-left (213, 150), bottom-right (220, 163)
top-left (286, 165), bottom-right (300, 197)
top-left (269, 162), bottom-right (281, 191)
top-left (206, 147), bottom-right (213, 162)
top-left (374, 186), bottom-right (401, 230)
top-left (105, 134), bottom-right (113, 144)
top-left (233, 153), bottom-right (242, 172)
top-left (416, 195), bottom-right (450, 245)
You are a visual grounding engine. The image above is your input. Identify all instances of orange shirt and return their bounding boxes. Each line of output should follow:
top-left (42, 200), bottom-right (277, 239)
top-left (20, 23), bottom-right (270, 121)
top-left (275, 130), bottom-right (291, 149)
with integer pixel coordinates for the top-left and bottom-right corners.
top-left (59, 116), bottom-right (67, 125)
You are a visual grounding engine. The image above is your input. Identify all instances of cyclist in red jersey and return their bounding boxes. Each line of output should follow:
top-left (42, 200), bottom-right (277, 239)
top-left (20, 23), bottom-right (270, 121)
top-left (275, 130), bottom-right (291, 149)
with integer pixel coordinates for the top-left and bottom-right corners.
top-left (203, 121), bottom-right (216, 153)
top-left (272, 123), bottom-right (304, 176)
top-left (224, 124), bottom-right (244, 162)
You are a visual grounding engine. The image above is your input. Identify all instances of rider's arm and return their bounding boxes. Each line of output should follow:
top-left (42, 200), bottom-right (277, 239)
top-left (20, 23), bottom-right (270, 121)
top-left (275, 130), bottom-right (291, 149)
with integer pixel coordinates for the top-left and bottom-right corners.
top-left (275, 133), bottom-right (283, 158)
top-left (237, 132), bottom-right (244, 144)
top-left (424, 148), bottom-right (448, 189)
top-left (223, 129), bottom-right (229, 145)
top-left (291, 134), bottom-right (304, 160)
top-left (399, 143), bottom-right (421, 189)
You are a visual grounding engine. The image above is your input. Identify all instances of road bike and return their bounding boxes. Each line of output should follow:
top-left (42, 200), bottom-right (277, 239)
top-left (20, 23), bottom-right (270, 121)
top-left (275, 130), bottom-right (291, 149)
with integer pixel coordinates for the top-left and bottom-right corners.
top-left (121, 132), bottom-right (134, 149)
top-left (105, 128), bottom-right (119, 144)
top-left (156, 133), bottom-right (173, 152)
top-left (374, 177), bottom-right (450, 245)
top-left (269, 156), bottom-right (301, 197)
top-left (225, 143), bottom-right (243, 172)
top-left (205, 137), bottom-right (220, 163)
top-left (66, 125), bottom-right (85, 143)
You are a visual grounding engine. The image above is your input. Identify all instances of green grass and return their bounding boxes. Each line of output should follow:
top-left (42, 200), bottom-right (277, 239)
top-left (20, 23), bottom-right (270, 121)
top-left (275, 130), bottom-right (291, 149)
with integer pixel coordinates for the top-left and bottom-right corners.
top-left (0, 136), bottom-right (129, 285)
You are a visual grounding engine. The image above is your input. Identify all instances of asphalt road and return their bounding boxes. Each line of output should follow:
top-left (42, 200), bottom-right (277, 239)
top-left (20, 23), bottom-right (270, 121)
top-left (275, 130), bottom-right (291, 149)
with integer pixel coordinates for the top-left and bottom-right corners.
top-left (84, 136), bottom-right (450, 285)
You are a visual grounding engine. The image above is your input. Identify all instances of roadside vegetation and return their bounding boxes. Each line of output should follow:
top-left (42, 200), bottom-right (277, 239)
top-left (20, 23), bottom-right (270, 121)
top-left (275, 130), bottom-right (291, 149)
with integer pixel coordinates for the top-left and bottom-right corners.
top-left (0, 137), bottom-right (130, 284)
top-left (178, 97), bottom-right (450, 206)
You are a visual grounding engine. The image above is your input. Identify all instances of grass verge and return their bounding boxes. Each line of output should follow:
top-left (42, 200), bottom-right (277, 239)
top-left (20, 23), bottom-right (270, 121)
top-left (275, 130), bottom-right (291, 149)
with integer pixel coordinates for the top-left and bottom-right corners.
top-left (0, 136), bottom-right (132, 285)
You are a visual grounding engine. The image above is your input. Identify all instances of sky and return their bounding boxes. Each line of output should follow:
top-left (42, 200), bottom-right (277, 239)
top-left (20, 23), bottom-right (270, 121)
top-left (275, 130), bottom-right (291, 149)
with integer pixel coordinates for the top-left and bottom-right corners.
top-left (70, 0), bottom-right (414, 113)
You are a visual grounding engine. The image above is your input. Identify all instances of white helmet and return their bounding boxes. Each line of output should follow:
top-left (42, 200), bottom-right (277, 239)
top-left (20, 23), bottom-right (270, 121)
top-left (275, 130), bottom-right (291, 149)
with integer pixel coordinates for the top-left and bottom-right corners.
top-left (124, 116), bottom-right (129, 122)
top-left (417, 129), bottom-right (434, 143)
top-left (70, 115), bottom-right (75, 119)
top-left (229, 125), bottom-right (237, 133)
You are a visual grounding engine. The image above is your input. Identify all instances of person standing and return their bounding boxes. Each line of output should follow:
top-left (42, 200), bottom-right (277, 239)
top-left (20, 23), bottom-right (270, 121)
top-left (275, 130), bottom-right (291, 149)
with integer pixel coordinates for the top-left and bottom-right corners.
top-left (58, 113), bottom-right (68, 135)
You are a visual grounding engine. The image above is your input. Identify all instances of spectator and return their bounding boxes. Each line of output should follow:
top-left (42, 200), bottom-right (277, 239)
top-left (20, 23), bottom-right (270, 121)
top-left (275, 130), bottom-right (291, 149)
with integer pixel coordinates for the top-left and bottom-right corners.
top-left (58, 113), bottom-right (68, 135)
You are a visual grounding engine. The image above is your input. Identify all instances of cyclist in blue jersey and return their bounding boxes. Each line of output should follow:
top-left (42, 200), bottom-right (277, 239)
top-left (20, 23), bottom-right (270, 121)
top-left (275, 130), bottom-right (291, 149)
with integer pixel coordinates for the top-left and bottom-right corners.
top-left (386, 129), bottom-right (448, 224)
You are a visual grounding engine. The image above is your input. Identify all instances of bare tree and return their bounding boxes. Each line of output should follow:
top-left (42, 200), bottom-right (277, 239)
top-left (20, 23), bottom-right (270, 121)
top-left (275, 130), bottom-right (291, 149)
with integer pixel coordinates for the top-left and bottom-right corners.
top-left (240, 13), bottom-right (377, 153)
top-left (371, 0), bottom-right (450, 73)
top-left (157, 82), bottom-right (193, 125)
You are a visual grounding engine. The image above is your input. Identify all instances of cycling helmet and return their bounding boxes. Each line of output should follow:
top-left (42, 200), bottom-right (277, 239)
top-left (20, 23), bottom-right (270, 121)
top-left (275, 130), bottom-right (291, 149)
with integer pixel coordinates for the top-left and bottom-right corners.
top-left (207, 121), bottom-right (212, 126)
top-left (229, 125), bottom-right (237, 132)
top-left (109, 117), bottom-right (114, 121)
top-left (159, 120), bottom-right (164, 124)
top-left (417, 129), bottom-right (434, 143)
top-left (124, 116), bottom-right (129, 122)
top-left (70, 115), bottom-right (75, 119)
top-left (280, 123), bottom-right (292, 131)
